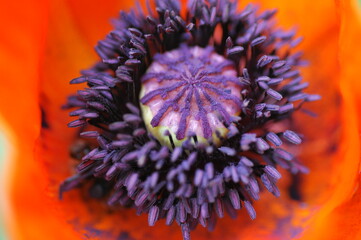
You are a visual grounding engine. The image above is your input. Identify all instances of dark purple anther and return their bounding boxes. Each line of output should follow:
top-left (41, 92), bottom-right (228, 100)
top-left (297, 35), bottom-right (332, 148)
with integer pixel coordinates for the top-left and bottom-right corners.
top-left (283, 130), bottom-right (302, 144)
top-left (62, 0), bottom-right (319, 239)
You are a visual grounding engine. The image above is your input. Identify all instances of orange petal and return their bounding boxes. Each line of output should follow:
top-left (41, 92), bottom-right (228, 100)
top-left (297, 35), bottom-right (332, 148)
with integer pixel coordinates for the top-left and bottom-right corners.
top-left (66, 0), bottom-right (135, 47)
top-left (0, 0), bottom-right (75, 239)
top-left (296, 0), bottom-right (361, 239)
top-left (0, 0), bottom-right (117, 239)
top-left (0, 1), bottom-right (47, 238)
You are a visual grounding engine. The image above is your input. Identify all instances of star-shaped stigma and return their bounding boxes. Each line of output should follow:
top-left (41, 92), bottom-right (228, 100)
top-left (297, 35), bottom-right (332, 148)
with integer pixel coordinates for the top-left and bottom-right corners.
top-left (140, 44), bottom-right (243, 147)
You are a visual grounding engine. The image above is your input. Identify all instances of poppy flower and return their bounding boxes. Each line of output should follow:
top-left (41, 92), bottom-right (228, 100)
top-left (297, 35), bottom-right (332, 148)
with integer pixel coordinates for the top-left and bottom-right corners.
top-left (0, 0), bottom-right (361, 239)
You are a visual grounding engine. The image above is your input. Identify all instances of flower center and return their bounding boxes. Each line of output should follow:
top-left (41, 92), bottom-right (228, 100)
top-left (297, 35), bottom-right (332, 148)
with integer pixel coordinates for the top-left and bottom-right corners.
top-left (139, 44), bottom-right (242, 147)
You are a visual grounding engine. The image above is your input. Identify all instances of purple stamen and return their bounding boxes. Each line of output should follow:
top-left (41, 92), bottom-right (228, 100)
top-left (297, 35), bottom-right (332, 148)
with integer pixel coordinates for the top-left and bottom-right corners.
top-left (61, 0), bottom-right (319, 239)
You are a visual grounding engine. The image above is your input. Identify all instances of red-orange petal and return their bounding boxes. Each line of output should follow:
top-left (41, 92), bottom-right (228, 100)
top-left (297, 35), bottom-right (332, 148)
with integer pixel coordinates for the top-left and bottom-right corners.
top-left (296, 0), bottom-right (361, 239)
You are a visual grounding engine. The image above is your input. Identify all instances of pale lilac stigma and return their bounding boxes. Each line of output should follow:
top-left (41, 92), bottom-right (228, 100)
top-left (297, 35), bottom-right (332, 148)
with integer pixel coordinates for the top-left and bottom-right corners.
top-left (140, 44), bottom-right (242, 147)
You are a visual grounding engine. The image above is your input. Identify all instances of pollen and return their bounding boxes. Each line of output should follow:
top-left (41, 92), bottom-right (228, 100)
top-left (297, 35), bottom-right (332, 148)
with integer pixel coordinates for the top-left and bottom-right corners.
top-left (140, 44), bottom-right (242, 147)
